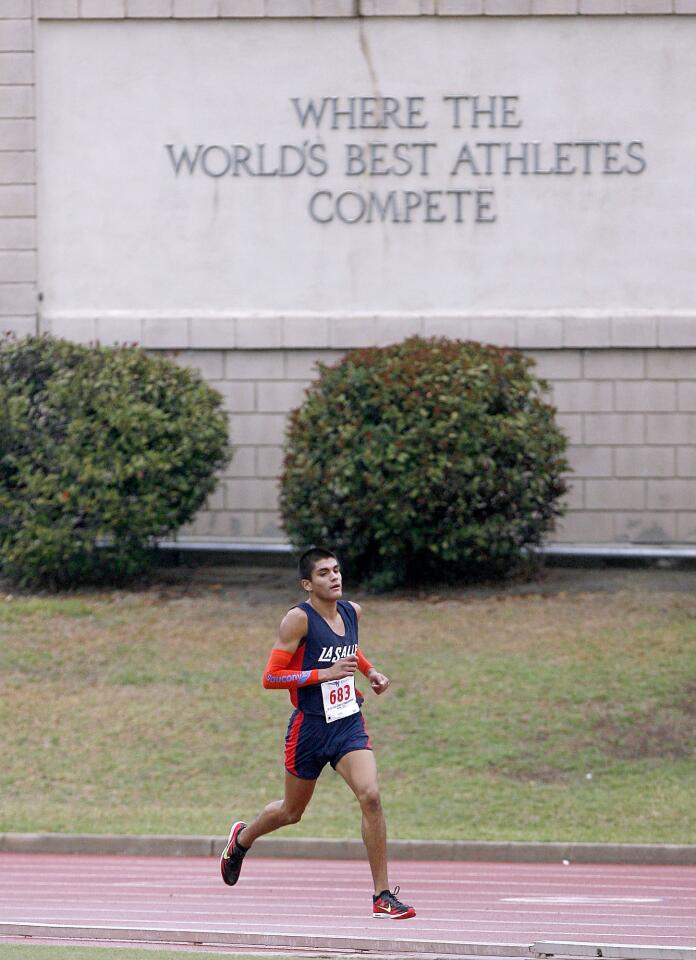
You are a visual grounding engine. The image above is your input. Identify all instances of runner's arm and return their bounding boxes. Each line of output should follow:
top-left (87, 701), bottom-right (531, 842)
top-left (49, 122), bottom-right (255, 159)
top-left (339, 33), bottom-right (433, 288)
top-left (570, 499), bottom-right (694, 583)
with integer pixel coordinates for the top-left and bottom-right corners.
top-left (262, 608), bottom-right (358, 689)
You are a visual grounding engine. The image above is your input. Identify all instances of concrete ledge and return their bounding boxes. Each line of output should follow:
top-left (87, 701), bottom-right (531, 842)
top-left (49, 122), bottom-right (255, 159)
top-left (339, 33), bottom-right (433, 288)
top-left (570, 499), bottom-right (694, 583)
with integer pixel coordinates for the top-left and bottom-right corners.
top-left (39, 309), bottom-right (696, 352)
top-left (534, 944), bottom-right (696, 960)
top-left (0, 833), bottom-right (218, 857)
top-left (32, 1), bottom-right (696, 16)
top-left (0, 922), bottom-right (530, 957)
top-left (2, 833), bottom-right (696, 865)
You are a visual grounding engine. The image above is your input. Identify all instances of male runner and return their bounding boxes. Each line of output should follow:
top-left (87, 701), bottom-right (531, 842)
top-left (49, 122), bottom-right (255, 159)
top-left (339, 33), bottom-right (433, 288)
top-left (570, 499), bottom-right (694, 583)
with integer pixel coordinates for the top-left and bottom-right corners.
top-left (220, 546), bottom-right (416, 920)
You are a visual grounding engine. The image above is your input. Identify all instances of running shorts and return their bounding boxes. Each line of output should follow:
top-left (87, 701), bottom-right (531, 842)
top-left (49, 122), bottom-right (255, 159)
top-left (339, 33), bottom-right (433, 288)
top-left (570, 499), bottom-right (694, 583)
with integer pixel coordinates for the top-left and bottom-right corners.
top-left (284, 708), bottom-right (372, 780)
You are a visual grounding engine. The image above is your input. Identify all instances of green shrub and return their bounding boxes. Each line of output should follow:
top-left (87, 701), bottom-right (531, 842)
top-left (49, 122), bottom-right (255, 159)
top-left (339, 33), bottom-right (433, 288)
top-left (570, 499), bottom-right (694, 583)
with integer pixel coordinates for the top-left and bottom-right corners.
top-left (280, 336), bottom-right (569, 590)
top-left (0, 335), bottom-right (231, 587)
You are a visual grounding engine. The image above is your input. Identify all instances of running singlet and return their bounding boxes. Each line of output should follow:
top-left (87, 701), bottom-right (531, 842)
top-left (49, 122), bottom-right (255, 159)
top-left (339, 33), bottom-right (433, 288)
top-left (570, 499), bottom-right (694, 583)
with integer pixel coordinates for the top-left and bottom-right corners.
top-left (286, 599), bottom-right (361, 718)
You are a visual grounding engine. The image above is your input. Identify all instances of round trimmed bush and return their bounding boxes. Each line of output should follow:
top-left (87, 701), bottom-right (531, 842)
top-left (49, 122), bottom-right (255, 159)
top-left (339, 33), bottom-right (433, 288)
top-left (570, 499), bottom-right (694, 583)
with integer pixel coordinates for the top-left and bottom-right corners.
top-left (0, 335), bottom-right (231, 587)
top-left (280, 336), bottom-right (569, 590)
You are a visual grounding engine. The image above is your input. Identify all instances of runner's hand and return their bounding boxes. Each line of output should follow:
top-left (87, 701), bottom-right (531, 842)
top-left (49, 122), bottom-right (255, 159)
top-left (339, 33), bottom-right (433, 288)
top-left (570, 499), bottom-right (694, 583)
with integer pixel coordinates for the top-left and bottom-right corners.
top-left (368, 669), bottom-right (390, 695)
top-left (324, 655), bottom-right (358, 681)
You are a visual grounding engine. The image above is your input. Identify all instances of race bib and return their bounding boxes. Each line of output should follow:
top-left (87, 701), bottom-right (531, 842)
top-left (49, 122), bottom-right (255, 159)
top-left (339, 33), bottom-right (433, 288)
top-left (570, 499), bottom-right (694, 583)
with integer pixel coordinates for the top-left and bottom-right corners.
top-left (321, 675), bottom-right (359, 724)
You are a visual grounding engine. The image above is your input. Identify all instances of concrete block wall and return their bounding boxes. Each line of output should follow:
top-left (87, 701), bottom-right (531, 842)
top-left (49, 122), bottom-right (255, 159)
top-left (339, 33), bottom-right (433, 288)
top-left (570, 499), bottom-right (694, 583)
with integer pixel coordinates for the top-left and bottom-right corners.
top-left (535, 349), bottom-right (696, 544)
top-left (173, 348), bottom-right (334, 542)
top-left (0, 0), bottom-right (36, 339)
top-left (160, 344), bottom-right (696, 546)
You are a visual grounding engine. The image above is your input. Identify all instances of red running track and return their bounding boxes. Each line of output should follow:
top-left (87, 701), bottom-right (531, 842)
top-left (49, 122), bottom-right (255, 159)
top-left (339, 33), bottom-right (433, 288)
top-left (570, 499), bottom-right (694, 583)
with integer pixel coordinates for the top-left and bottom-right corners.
top-left (0, 853), bottom-right (695, 955)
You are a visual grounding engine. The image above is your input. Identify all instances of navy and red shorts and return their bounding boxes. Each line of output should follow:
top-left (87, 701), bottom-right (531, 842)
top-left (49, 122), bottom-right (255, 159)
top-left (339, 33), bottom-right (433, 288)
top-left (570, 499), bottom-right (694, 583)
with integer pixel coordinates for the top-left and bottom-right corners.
top-left (284, 708), bottom-right (372, 780)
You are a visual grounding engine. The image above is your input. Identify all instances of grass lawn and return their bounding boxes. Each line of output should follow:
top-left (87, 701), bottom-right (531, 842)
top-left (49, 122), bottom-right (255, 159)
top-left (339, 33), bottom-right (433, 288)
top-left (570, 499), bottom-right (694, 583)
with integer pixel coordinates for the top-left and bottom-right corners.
top-left (0, 948), bottom-right (302, 960)
top-left (1, 565), bottom-right (695, 843)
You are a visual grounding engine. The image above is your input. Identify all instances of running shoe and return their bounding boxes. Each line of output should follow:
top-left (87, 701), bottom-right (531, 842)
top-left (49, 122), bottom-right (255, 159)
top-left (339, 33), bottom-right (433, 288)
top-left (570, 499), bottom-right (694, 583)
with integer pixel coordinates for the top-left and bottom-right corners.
top-left (372, 885), bottom-right (416, 919)
top-left (220, 820), bottom-right (248, 886)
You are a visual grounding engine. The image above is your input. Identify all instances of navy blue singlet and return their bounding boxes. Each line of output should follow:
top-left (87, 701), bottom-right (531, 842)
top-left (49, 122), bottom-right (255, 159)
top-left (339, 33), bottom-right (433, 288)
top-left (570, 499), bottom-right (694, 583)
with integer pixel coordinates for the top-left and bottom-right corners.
top-left (294, 599), bottom-right (359, 718)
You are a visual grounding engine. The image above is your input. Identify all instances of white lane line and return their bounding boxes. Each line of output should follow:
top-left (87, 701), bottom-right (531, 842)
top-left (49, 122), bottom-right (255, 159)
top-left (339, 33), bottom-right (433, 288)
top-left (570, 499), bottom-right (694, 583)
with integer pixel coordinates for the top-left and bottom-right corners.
top-left (2, 898), bottom-right (691, 918)
top-left (2, 891), bottom-right (695, 909)
top-left (3, 893), bottom-right (695, 908)
top-left (2, 868), bottom-right (694, 886)
top-left (5, 858), bottom-right (694, 874)
top-left (502, 896), bottom-right (664, 904)
top-left (3, 913), bottom-right (694, 931)
top-left (3, 868), bottom-right (690, 881)
top-left (1, 861), bottom-right (692, 877)
top-left (3, 890), bottom-right (694, 904)
top-left (2, 864), bottom-right (692, 874)
top-left (4, 878), bottom-right (696, 895)
top-left (0, 896), bottom-right (679, 910)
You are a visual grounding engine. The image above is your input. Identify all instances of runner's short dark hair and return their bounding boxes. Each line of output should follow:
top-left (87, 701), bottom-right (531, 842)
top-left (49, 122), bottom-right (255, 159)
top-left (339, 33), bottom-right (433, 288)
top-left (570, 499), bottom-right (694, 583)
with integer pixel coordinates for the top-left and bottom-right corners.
top-left (299, 547), bottom-right (338, 581)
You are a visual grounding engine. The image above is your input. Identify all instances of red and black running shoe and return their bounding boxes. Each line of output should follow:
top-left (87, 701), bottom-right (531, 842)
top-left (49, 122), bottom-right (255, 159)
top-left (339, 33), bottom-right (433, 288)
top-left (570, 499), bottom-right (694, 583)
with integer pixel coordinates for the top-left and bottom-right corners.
top-left (372, 885), bottom-right (416, 919)
top-left (220, 820), bottom-right (248, 886)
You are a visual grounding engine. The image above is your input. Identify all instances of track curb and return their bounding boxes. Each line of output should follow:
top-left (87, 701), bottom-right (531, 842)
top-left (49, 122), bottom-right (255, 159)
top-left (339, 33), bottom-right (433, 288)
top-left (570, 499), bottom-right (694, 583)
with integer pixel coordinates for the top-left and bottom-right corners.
top-left (1, 833), bottom-right (696, 865)
top-left (0, 923), bottom-right (530, 957)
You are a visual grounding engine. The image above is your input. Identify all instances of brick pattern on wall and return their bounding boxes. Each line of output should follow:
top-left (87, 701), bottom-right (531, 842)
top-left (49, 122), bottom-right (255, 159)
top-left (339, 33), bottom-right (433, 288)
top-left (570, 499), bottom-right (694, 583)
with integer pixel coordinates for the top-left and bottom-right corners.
top-left (533, 349), bottom-right (696, 544)
top-left (173, 348), bottom-right (338, 541)
top-left (169, 347), bottom-right (696, 546)
top-left (0, 1), bottom-right (37, 338)
top-left (34, 0), bottom-right (688, 16)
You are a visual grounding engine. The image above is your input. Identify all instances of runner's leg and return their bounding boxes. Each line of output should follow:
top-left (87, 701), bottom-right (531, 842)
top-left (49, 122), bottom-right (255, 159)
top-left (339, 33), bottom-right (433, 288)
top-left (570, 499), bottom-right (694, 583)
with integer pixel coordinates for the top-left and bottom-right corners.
top-left (335, 749), bottom-right (388, 894)
top-left (238, 771), bottom-right (316, 848)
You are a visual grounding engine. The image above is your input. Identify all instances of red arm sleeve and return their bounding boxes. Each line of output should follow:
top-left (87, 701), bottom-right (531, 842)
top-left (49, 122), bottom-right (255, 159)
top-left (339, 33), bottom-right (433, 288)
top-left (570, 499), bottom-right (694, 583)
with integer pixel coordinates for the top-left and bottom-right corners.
top-left (262, 648), bottom-right (320, 690)
top-left (356, 648), bottom-right (374, 677)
